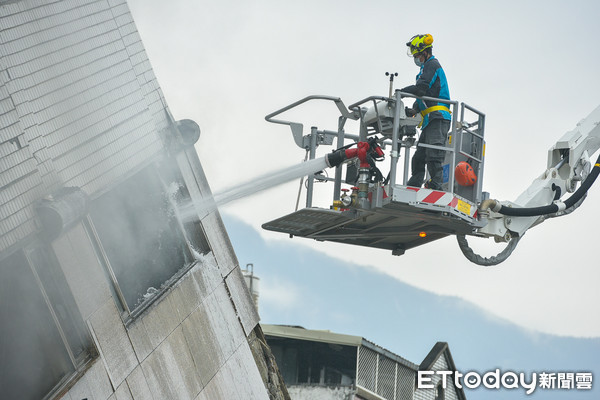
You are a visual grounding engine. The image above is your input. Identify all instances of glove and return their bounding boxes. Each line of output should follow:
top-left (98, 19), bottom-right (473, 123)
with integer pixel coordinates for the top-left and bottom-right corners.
top-left (405, 107), bottom-right (417, 117)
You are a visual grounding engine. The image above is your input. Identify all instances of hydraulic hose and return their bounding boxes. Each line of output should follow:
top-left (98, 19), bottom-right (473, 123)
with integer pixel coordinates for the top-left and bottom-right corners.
top-left (461, 155), bottom-right (599, 266)
top-left (484, 154), bottom-right (600, 217)
top-left (546, 192), bottom-right (587, 219)
top-left (456, 234), bottom-right (521, 267)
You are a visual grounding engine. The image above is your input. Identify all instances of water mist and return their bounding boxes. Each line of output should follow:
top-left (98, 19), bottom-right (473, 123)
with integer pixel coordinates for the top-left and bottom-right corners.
top-left (177, 156), bottom-right (329, 221)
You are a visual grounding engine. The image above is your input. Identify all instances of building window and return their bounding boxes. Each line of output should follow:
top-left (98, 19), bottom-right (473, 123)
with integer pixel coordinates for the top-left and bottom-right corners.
top-left (268, 338), bottom-right (356, 386)
top-left (155, 156), bottom-right (211, 255)
top-left (87, 161), bottom-right (208, 315)
top-left (0, 248), bottom-right (94, 400)
top-left (435, 381), bottom-right (445, 400)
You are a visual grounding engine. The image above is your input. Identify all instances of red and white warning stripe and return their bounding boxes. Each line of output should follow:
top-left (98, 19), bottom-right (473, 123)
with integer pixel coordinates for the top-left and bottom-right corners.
top-left (406, 187), bottom-right (478, 218)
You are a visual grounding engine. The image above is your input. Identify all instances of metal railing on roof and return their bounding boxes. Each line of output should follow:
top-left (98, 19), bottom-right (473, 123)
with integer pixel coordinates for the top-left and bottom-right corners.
top-left (356, 344), bottom-right (416, 400)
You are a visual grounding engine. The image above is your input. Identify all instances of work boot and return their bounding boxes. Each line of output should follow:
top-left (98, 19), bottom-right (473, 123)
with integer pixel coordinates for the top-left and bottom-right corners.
top-left (406, 175), bottom-right (423, 188)
top-left (424, 179), bottom-right (442, 190)
top-left (426, 161), bottom-right (444, 190)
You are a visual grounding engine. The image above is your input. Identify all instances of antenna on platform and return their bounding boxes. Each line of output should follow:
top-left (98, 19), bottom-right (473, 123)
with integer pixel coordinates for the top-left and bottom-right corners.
top-left (385, 72), bottom-right (398, 98)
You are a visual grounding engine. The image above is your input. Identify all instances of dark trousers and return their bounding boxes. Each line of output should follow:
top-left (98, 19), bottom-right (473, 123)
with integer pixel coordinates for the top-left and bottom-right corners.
top-left (407, 118), bottom-right (450, 190)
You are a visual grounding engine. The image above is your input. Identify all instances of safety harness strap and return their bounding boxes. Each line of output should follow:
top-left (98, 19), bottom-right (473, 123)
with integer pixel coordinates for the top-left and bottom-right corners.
top-left (418, 105), bottom-right (451, 127)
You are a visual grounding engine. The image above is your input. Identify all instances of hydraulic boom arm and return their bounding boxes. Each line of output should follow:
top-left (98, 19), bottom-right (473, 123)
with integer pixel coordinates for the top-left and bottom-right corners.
top-left (475, 105), bottom-right (600, 247)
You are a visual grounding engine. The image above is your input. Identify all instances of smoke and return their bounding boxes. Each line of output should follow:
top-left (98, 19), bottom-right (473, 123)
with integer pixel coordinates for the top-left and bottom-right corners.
top-left (0, 251), bottom-right (77, 400)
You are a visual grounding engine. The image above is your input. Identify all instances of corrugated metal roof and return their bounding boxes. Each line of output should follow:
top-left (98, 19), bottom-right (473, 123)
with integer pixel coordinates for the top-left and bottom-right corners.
top-left (262, 324), bottom-right (363, 347)
top-left (261, 324), bottom-right (419, 370)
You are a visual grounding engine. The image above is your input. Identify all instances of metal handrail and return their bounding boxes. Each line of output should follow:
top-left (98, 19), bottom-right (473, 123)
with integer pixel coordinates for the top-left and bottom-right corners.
top-left (459, 102), bottom-right (486, 203)
top-left (265, 95), bottom-right (356, 122)
top-left (348, 95), bottom-right (392, 111)
top-left (397, 91), bottom-right (459, 108)
top-left (266, 91), bottom-right (485, 208)
top-left (461, 126), bottom-right (485, 140)
top-left (265, 95), bottom-right (358, 148)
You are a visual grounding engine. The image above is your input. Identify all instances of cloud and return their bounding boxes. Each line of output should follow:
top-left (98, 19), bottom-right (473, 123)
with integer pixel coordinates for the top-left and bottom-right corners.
top-left (258, 276), bottom-right (302, 311)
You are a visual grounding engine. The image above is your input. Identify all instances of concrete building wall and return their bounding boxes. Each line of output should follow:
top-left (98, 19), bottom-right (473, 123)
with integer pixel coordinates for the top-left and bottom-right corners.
top-left (54, 248), bottom-right (267, 400)
top-left (0, 1), bottom-right (271, 399)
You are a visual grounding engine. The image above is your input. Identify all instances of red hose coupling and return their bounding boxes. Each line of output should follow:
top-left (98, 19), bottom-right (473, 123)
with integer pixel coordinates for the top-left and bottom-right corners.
top-left (346, 142), bottom-right (370, 168)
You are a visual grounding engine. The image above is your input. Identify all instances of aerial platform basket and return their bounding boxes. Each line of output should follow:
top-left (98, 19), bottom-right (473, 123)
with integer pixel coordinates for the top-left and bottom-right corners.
top-left (262, 91), bottom-right (487, 256)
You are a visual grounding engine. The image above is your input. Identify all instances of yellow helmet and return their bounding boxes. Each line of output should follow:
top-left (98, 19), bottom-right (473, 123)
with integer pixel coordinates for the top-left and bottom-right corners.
top-left (406, 34), bottom-right (434, 56)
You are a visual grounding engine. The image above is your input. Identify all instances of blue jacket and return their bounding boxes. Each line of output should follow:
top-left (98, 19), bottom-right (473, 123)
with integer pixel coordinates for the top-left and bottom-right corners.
top-left (401, 56), bottom-right (451, 129)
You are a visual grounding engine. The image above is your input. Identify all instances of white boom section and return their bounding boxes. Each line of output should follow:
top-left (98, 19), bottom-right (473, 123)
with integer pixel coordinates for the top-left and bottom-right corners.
top-left (478, 105), bottom-right (600, 240)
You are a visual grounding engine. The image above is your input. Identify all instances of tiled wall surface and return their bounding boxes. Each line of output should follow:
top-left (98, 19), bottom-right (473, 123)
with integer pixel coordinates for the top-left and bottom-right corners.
top-left (1, 0), bottom-right (165, 253)
top-left (1, 1), bottom-right (266, 398)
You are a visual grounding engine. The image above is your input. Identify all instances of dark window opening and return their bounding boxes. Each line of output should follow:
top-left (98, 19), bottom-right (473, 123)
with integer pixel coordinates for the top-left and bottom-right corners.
top-left (435, 381), bottom-right (445, 400)
top-left (155, 156), bottom-right (210, 256)
top-left (268, 337), bottom-right (357, 387)
top-left (27, 247), bottom-right (93, 365)
top-left (89, 164), bottom-right (197, 311)
top-left (0, 249), bottom-right (93, 400)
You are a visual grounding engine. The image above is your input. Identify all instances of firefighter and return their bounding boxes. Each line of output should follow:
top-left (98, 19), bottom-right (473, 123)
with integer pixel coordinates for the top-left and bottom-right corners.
top-left (401, 34), bottom-right (451, 190)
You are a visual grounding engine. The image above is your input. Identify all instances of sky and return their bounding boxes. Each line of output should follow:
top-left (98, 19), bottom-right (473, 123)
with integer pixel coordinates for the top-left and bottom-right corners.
top-left (127, 0), bottom-right (600, 339)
